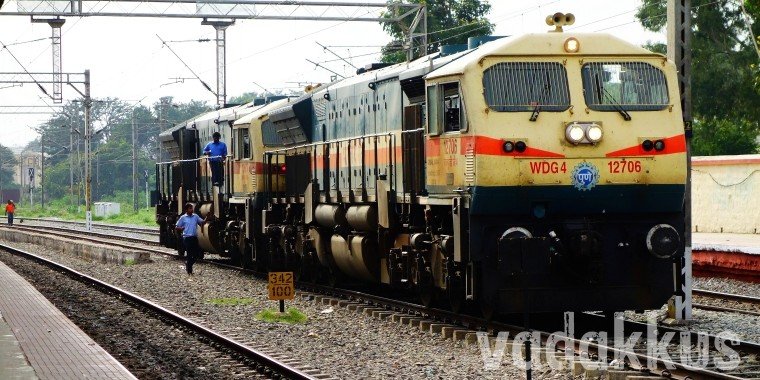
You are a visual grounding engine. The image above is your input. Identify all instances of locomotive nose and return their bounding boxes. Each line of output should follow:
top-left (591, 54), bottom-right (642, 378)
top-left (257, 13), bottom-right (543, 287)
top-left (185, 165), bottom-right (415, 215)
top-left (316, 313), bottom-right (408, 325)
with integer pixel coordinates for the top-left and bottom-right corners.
top-left (646, 224), bottom-right (681, 259)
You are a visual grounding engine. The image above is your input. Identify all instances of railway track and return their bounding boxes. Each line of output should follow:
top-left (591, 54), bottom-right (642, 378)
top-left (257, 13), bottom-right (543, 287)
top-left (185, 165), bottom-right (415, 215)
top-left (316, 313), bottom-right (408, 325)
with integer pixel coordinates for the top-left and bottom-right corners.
top-left (7, 224), bottom-right (760, 379)
top-left (693, 289), bottom-right (760, 317)
top-left (0, 241), bottom-right (319, 380)
top-left (16, 217), bottom-right (159, 236)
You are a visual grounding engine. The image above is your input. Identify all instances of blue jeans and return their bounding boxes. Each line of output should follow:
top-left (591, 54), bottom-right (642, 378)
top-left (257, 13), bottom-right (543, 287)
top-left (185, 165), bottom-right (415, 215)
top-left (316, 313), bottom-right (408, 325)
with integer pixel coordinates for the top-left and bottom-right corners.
top-left (210, 161), bottom-right (223, 185)
top-left (7, 213), bottom-right (12, 225)
top-left (183, 236), bottom-right (200, 274)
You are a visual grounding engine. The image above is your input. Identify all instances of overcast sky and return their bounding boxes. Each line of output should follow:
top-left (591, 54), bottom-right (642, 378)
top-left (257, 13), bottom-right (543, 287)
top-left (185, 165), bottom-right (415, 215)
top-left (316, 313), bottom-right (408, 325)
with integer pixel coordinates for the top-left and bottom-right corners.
top-left (0, 0), bottom-right (664, 147)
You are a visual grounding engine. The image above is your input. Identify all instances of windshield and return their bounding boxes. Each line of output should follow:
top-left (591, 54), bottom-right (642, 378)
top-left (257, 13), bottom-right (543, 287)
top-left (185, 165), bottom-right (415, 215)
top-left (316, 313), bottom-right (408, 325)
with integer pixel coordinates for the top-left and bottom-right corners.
top-left (581, 62), bottom-right (669, 111)
top-left (483, 62), bottom-right (571, 112)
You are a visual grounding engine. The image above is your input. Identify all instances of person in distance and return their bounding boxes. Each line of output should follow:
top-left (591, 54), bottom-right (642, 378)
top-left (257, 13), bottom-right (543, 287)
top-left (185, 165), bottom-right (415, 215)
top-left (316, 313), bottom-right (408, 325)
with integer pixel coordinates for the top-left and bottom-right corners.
top-left (4, 200), bottom-right (14, 226)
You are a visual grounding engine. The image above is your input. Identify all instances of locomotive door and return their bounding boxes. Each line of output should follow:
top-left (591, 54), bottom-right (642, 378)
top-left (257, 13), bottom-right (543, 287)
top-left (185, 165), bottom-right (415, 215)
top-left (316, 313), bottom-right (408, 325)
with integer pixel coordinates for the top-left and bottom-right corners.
top-left (402, 104), bottom-right (425, 196)
top-left (425, 81), bottom-right (466, 193)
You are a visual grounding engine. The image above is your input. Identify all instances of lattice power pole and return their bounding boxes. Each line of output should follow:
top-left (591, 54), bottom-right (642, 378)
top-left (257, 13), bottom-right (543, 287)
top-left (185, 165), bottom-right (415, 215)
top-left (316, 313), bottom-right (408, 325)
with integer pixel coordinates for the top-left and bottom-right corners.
top-left (202, 19), bottom-right (234, 108)
top-left (0, 71), bottom-right (94, 230)
top-left (31, 17), bottom-right (65, 103)
top-left (667, 0), bottom-right (693, 322)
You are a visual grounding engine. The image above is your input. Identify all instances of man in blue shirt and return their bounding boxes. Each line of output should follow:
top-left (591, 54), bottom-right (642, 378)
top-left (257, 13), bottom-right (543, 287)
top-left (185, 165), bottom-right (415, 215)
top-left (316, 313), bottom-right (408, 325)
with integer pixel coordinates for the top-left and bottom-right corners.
top-left (175, 203), bottom-right (207, 274)
top-left (203, 131), bottom-right (228, 186)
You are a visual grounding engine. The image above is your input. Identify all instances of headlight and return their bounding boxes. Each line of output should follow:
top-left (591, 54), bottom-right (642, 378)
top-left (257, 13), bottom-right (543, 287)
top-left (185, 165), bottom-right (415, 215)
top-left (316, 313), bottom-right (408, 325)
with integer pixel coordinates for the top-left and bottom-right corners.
top-left (500, 227), bottom-right (533, 240)
top-left (586, 125), bottom-right (603, 142)
top-left (564, 37), bottom-right (580, 53)
top-left (646, 224), bottom-right (680, 259)
top-left (566, 125), bottom-right (585, 144)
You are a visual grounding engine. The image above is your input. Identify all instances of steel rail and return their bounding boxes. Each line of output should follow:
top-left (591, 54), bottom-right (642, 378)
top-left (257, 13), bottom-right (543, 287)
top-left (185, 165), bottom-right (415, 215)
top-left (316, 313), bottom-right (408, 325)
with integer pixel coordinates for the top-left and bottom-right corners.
top-left (693, 289), bottom-right (760, 305)
top-left (0, 242), bottom-right (316, 380)
top-left (16, 217), bottom-right (159, 235)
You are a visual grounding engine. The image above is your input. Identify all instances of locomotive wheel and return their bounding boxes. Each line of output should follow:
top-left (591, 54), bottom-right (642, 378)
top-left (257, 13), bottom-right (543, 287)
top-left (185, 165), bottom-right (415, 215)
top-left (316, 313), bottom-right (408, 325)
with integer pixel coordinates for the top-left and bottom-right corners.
top-left (447, 281), bottom-right (466, 314)
top-left (229, 241), bottom-right (243, 266)
top-left (241, 241), bottom-right (255, 269)
top-left (475, 263), bottom-right (496, 321)
top-left (446, 261), bottom-right (466, 314)
top-left (479, 300), bottom-right (496, 321)
top-left (417, 268), bottom-right (437, 308)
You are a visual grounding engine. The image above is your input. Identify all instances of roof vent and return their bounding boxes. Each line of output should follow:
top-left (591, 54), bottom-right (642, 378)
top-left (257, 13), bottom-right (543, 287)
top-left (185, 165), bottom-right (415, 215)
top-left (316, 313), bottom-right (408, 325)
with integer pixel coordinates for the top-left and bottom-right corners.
top-left (467, 35), bottom-right (506, 49)
top-left (356, 62), bottom-right (393, 75)
top-left (439, 44), bottom-right (468, 57)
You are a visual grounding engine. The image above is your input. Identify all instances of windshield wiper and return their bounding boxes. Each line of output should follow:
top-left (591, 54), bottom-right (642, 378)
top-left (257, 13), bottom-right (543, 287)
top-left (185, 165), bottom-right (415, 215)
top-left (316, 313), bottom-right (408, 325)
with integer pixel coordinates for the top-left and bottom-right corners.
top-left (529, 81), bottom-right (551, 122)
top-left (601, 87), bottom-right (632, 121)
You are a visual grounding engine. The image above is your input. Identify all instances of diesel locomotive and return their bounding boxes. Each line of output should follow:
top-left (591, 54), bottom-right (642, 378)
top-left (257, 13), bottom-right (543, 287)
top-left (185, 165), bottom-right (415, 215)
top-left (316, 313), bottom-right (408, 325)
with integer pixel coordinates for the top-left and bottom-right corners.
top-left (156, 14), bottom-right (687, 316)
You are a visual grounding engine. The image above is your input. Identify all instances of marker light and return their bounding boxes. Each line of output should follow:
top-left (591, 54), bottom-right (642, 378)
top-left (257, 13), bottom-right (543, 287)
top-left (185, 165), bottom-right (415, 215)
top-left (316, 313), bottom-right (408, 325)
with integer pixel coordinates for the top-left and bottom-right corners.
top-left (564, 37), bottom-right (580, 53)
top-left (566, 125), bottom-right (585, 144)
top-left (515, 141), bottom-right (527, 153)
top-left (586, 125), bottom-right (603, 142)
top-left (654, 140), bottom-right (665, 151)
top-left (503, 141), bottom-right (515, 153)
top-left (642, 140), bottom-right (654, 151)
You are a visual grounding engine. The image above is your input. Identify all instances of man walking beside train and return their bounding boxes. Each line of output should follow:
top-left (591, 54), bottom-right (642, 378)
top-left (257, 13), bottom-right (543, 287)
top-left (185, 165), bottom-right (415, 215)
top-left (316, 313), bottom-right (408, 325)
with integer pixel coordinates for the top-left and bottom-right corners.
top-left (203, 131), bottom-right (227, 186)
top-left (5, 200), bottom-right (14, 226)
top-left (175, 203), bottom-right (208, 275)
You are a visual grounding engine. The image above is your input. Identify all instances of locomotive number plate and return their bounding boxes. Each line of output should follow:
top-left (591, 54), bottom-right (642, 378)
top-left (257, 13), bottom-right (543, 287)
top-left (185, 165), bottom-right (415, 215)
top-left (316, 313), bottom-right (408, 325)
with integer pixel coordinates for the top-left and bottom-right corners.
top-left (268, 272), bottom-right (295, 300)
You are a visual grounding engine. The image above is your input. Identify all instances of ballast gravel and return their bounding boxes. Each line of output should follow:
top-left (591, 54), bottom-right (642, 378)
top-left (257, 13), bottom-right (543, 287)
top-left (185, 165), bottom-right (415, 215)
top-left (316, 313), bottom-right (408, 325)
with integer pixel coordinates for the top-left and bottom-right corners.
top-left (0, 250), bottom-right (263, 380)
top-left (625, 276), bottom-right (760, 343)
top-left (0, 237), bottom-right (548, 380)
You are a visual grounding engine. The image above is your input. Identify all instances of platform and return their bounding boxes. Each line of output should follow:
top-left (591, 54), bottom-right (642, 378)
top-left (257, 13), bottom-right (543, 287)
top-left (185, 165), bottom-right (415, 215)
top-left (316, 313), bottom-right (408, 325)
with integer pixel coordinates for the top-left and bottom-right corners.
top-left (693, 232), bottom-right (760, 255)
top-left (0, 260), bottom-right (137, 380)
top-left (692, 232), bottom-right (760, 280)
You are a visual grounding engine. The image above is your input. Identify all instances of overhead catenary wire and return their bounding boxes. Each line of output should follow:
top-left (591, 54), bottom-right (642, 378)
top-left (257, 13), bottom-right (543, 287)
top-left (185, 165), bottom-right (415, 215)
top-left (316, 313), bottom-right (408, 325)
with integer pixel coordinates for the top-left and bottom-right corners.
top-left (0, 39), bottom-right (52, 99)
top-left (156, 34), bottom-right (217, 97)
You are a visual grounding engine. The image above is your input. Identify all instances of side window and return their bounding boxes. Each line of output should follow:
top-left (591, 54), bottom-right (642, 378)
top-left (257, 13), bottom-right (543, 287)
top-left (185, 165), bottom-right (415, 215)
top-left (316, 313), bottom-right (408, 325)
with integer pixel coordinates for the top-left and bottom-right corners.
top-left (442, 82), bottom-right (467, 133)
top-left (426, 85), bottom-right (441, 136)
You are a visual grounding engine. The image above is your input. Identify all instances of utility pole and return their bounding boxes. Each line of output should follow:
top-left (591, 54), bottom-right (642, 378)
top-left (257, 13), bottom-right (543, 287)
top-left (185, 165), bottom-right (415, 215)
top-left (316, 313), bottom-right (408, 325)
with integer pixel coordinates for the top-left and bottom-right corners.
top-left (132, 110), bottom-right (138, 211)
top-left (40, 134), bottom-right (44, 209)
top-left (667, 0), bottom-right (693, 321)
top-left (83, 69), bottom-right (92, 231)
top-left (69, 124), bottom-right (74, 208)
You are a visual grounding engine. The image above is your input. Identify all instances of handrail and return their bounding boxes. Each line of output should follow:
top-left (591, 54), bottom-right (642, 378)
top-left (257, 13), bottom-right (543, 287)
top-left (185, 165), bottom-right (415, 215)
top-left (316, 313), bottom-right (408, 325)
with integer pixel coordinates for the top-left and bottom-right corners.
top-left (263, 131), bottom-right (395, 155)
top-left (156, 154), bottom-right (229, 165)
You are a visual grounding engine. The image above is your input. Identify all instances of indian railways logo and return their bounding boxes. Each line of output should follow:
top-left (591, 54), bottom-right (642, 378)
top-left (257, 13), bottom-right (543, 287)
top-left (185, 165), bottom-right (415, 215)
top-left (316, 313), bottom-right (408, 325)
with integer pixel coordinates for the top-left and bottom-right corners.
top-left (571, 162), bottom-right (599, 191)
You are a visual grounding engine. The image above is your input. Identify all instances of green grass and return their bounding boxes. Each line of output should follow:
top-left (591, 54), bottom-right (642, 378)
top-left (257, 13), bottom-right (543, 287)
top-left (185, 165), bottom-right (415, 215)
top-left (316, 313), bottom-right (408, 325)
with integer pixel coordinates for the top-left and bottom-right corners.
top-left (15, 192), bottom-right (157, 227)
top-left (255, 308), bottom-right (308, 324)
top-left (207, 297), bottom-right (255, 306)
top-left (123, 258), bottom-right (137, 266)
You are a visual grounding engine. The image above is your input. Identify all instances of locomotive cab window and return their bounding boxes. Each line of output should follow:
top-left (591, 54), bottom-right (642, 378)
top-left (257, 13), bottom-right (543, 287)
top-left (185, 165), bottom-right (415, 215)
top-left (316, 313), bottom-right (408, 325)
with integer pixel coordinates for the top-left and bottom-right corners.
top-left (483, 62), bottom-right (570, 112)
top-left (237, 128), bottom-right (251, 159)
top-left (427, 82), bottom-right (467, 135)
top-left (442, 82), bottom-right (466, 133)
top-left (581, 61), bottom-right (669, 111)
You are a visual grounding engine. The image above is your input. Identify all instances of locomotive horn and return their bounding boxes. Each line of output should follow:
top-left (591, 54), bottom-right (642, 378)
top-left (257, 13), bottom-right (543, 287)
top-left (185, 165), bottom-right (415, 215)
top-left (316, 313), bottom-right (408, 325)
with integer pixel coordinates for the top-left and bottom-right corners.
top-left (547, 12), bottom-right (575, 32)
top-left (565, 13), bottom-right (575, 26)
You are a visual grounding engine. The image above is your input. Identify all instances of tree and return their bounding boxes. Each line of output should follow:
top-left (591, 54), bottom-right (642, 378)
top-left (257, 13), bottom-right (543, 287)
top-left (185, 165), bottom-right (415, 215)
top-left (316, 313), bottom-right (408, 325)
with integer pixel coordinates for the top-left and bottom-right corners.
top-left (33, 97), bottom-right (212, 201)
top-left (0, 144), bottom-right (18, 189)
top-left (636, 0), bottom-right (760, 155)
top-left (381, 0), bottom-right (494, 63)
